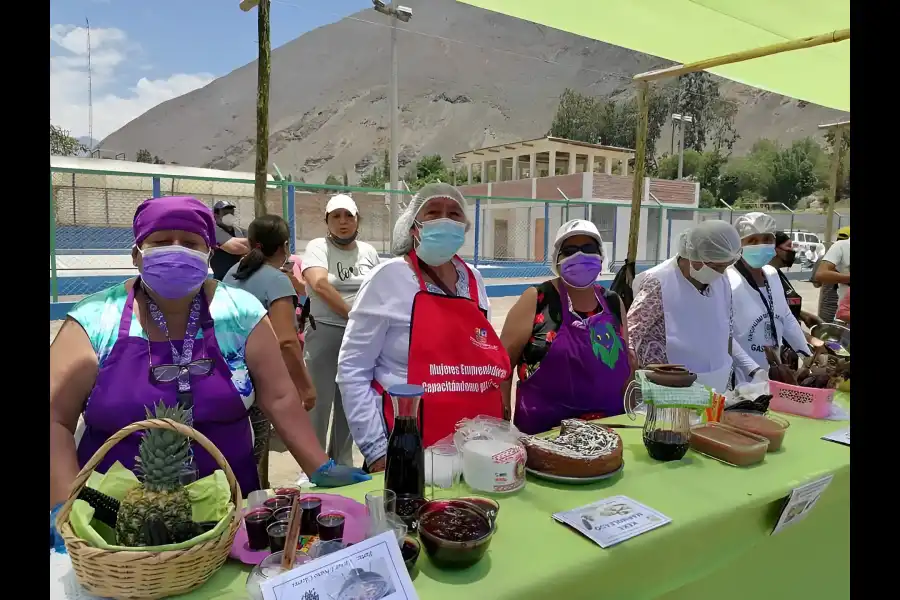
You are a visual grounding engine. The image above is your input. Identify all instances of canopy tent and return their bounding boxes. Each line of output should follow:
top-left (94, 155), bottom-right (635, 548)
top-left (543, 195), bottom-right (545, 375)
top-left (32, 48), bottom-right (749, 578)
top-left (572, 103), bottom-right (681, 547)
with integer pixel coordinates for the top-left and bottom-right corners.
top-left (457, 0), bottom-right (850, 112)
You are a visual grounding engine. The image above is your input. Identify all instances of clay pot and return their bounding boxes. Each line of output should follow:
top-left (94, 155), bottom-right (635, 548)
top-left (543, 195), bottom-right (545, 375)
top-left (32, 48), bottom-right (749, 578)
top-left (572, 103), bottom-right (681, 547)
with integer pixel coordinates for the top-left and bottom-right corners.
top-left (645, 364), bottom-right (697, 388)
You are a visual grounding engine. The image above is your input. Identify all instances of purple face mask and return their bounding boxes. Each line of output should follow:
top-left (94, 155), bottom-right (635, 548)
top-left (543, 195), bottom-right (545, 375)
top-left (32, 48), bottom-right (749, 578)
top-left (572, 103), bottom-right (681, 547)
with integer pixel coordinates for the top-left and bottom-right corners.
top-left (559, 252), bottom-right (603, 288)
top-left (139, 245), bottom-right (210, 299)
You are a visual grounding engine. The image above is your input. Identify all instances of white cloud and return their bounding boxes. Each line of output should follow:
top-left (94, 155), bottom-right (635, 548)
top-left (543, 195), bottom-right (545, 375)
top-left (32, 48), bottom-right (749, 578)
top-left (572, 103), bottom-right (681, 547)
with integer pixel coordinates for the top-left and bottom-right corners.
top-left (50, 24), bottom-right (214, 140)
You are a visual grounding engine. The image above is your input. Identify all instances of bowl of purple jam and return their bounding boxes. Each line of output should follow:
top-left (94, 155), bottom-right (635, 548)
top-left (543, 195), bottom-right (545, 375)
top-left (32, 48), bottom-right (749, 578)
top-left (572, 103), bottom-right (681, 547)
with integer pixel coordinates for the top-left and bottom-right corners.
top-left (416, 499), bottom-right (495, 569)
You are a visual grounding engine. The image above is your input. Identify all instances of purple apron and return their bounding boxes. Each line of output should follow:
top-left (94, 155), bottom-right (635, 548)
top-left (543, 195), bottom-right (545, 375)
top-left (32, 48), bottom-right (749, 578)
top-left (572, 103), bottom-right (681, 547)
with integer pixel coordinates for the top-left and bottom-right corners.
top-left (514, 284), bottom-right (631, 435)
top-left (76, 282), bottom-right (260, 494)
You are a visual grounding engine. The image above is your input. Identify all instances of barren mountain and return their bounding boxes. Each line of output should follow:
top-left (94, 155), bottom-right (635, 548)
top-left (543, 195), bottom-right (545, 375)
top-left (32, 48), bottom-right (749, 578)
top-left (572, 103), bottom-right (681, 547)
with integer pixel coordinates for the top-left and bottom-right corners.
top-left (100, 0), bottom-right (847, 183)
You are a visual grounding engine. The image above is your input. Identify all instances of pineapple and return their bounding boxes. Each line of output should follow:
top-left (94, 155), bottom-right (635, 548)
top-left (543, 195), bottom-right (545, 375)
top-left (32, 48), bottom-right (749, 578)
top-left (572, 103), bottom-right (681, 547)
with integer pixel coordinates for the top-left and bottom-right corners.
top-left (115, 401), bottom-right (194, 547)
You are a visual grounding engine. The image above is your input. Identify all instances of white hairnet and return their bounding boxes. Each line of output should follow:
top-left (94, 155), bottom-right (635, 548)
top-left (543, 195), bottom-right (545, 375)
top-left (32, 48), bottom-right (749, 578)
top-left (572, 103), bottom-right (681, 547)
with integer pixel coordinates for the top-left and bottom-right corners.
top-left (734, 212), bottom-right (777, 239)
top-left (680, 220), bottom-right (742, 263)
top-left (391, 182), bottom-right (470, 256)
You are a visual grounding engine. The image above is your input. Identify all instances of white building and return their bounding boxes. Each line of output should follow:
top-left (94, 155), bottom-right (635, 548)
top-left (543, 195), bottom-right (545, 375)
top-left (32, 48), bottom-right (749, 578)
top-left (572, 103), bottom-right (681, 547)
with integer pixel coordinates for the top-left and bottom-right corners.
top-left (454, 136), bottom-right (701, 265)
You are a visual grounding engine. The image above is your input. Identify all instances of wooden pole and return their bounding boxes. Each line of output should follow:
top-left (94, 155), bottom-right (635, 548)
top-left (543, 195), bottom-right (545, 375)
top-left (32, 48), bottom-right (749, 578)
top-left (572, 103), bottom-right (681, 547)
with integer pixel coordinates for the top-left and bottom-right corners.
top-left (626, 81), bottom-right (649, 265)
top-left (822, 123), bottom-right (847, 250)
top-left (633, 29), bottom-right (849, 82)
top-left (254, 0), bottom-right (271, 217)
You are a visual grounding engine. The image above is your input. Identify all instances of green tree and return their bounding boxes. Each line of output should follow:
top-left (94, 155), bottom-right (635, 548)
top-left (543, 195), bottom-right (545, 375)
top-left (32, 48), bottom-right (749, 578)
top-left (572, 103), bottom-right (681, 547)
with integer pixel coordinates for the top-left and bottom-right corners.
top-left (674, 73), bottom-right (740, 153)
top-left (136, 149), bottom-right (153, 163)
top-left (324, 174), bottom-right (342, 186)
top-left (767, 138), bottom-right (823, 208)
top-left (153, 155), bottom-right (166, 164)
top-left (50, 122), bottom-right (85, 156)
top-left (698, 188), bottom-right (717, 208)
top-left (656, 150), bottom-right (702, 180)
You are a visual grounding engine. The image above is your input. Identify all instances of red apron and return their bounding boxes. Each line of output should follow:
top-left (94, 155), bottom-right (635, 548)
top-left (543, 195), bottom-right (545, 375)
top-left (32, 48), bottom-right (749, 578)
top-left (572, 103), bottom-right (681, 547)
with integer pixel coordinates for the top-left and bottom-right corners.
top-left (377, 252), bottom-right (510, 448)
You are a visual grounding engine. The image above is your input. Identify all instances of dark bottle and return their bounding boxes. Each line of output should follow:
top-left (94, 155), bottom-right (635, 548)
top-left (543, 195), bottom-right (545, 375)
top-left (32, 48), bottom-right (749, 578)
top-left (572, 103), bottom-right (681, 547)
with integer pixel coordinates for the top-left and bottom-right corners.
top-left (384, 385), bottom-right (425, 527)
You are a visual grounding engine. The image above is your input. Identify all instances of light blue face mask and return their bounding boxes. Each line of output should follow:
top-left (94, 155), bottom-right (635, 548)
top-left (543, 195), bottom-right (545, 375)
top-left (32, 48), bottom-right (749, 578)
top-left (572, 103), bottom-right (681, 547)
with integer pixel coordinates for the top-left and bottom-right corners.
top-left (742, 243), bottom-right (776, 268)
top-left (415, 218), bottom-right (467, 266)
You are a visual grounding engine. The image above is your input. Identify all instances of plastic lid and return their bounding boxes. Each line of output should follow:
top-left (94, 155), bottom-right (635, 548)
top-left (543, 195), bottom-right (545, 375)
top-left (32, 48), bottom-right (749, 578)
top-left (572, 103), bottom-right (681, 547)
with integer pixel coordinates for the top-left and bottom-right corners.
top-left (388, 384), bottom-right (425, 398)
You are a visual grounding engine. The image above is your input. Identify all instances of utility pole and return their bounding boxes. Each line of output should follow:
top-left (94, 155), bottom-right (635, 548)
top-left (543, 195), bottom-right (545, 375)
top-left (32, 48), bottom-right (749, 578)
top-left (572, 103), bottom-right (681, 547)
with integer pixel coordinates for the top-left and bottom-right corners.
top-left (372, 1), bottom-right (412, 246)
top-left (240, 0), bottom-right (270, 217)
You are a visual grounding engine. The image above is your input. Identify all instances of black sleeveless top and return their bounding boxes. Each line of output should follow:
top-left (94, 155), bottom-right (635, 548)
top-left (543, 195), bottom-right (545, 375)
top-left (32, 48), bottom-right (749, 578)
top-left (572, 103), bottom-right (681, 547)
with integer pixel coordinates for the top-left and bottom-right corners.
top-left (517, 280), bottom-right (622, 382)
top-left (776, 269), bottom-right (803, 319)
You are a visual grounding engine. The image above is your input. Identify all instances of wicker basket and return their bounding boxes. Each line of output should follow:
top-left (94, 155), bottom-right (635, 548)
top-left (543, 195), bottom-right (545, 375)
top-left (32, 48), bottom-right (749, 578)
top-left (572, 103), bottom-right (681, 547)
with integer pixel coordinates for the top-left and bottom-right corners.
top-left (56, 418), bottom-right (243, 600)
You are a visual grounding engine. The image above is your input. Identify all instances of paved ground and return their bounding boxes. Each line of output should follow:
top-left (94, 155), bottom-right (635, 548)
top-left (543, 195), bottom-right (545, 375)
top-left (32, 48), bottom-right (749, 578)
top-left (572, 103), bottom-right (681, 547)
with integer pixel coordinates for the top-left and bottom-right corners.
top-left (48, 281), bottom-right (823, 487)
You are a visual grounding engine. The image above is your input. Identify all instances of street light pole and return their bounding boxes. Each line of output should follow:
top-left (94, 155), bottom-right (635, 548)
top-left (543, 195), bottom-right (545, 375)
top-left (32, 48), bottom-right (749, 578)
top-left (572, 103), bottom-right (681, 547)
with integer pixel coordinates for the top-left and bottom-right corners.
top-left (373, 1), bottom-right (412, 246)
top-left (672, 113), bottom-right (693, 179)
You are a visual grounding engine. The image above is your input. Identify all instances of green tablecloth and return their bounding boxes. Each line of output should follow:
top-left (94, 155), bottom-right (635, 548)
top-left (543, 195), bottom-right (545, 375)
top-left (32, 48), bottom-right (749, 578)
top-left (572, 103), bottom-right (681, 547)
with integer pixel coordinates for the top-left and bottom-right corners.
top-left (177, 396), bottom-right (850, 600)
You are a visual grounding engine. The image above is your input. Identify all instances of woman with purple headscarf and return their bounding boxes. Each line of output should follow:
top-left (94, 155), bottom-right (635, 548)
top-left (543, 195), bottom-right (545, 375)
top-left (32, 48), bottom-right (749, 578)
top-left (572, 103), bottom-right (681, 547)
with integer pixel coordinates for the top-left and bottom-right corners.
top-left (49, 197), bottom-right (368, 525)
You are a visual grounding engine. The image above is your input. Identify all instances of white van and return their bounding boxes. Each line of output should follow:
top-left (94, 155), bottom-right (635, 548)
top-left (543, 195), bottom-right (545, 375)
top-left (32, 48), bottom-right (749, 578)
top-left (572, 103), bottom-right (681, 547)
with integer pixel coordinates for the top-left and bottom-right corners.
top-left (787, 231), bottom-right (825, 259)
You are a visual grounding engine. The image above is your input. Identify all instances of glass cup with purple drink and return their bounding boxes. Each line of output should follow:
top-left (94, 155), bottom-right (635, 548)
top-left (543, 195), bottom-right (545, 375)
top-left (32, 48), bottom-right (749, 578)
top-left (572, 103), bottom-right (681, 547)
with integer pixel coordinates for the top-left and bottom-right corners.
top-left (316, 512), bottom-right (346, 541)
top-left (244, 507), bottom-right (273, 551)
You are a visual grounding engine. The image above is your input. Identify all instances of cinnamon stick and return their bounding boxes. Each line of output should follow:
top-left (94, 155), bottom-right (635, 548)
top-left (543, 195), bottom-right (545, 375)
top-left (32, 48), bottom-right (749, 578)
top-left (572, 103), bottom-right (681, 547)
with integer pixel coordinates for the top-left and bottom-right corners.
top-left (281, 496), bottom-right (303, 570)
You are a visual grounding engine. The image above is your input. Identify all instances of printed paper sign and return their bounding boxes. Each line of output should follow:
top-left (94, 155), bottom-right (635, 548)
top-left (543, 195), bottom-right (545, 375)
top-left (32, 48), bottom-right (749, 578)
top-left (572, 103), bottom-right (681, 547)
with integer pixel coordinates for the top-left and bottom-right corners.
top-left (772, 474), bottom-right (834, 535)
top-left (553, 495), bottom-right (671, 548)
top-left (822, 428), bottom-right (850, 446)
top-left (261, 531), bottom-right (418, 600)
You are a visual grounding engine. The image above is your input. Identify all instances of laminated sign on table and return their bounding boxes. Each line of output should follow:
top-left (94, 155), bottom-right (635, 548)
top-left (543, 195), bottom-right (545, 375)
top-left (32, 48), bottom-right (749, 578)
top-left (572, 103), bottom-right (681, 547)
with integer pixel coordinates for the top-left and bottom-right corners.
top-left (772, 474), bottom-right (834, 536)
top-left (553, 495), bottom-right (671, 548)
top-left (822, 428), bottom-right (850, 446)
top-left (261, 531), bottom-right (418, 600)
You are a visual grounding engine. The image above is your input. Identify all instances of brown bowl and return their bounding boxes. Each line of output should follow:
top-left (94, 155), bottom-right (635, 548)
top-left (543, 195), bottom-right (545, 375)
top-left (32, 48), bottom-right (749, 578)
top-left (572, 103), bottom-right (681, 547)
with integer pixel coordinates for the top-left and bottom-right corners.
top-left (645, 364), bottom-right (697, 388)
top-left (416, 499), bottom-right (495, 569)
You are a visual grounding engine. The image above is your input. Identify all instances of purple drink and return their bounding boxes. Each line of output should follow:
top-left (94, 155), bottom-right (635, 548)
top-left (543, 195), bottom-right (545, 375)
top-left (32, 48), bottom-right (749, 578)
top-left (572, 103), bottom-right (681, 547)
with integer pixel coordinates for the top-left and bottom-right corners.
top-left (263, 495), bottom-right (292, 511)
top-left (299, 497), bottom-right (322, 536)
top-left (244, 508), bottom-right (273, 551)
top-left (267, 521), bottom-right (288, 553)
top-left (316, 512), bottom-right (346, 541)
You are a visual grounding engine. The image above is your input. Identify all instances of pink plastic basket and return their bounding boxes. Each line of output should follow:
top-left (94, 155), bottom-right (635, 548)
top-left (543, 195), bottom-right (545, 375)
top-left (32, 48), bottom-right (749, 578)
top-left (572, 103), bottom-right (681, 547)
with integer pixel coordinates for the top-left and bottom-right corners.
top-left (768, 380), bottom-right (834, 419)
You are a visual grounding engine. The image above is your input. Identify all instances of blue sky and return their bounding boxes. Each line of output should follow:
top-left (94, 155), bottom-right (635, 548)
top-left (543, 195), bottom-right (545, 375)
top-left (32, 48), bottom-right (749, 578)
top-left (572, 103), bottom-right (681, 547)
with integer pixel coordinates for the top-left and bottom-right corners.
top-left (50, 0), bottom-right (371, 140)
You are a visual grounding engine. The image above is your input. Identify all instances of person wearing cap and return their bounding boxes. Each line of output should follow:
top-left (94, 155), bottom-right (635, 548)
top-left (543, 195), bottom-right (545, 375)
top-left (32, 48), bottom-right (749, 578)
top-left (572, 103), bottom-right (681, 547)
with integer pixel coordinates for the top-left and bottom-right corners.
top-left (337, 183), bottom-right (509, 471)
top-left (628, 220), bottom-right (760, 393)
top-left (210, 200), bottom-right (250, 280)
top-left (301, 195), bottom-right (380, 467)
top-left (49, 197), bottom-right (370, 514)
top-left (499, 220), bottom-right (634, 434)
top-left (728, 212), bottom-right (809, 383)
top-left (769, 231), bottom-right (822, 330)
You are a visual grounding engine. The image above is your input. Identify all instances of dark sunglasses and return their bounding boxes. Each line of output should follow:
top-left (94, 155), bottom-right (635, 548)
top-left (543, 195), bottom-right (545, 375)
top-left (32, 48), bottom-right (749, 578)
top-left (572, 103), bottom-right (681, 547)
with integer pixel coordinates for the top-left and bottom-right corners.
top-left (559, 243), bottom-right (601, 258)
top-left (149, 358), bottom-right (215, 383)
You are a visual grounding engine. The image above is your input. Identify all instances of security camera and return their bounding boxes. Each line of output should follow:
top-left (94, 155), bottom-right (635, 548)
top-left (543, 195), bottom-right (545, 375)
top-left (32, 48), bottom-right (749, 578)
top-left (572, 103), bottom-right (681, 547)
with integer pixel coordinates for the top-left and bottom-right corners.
top-left (396, 5), bottom-right (413, 21)
top-left (372, 0), bottom-right (387, 9)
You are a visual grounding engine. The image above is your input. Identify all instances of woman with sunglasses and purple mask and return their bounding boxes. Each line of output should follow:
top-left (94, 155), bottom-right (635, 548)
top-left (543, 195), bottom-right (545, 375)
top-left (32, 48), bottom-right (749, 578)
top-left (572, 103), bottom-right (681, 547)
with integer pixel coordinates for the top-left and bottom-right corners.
top-left (49, 197), bottom-right (368, 525)
top-left (499, 220), bottom-right (636, 435)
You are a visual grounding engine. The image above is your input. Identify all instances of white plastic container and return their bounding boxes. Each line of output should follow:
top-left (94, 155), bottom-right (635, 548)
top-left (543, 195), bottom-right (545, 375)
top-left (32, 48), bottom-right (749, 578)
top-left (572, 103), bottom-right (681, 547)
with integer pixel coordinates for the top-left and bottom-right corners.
top-left (461, 439), bottom-right (526, 494)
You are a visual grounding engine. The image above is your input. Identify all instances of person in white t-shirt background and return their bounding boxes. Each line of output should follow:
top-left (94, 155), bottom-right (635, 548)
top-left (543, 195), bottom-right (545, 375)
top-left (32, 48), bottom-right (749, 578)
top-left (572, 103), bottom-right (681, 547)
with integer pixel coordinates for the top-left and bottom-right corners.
top-left (727, 212), bottom-right (809, 383)
top-left (302, 195), bottom-right (381, 467)
top-left (815, 233), bottom-right (850, 309)
top-left (337, 183), bottom-right (509, 473)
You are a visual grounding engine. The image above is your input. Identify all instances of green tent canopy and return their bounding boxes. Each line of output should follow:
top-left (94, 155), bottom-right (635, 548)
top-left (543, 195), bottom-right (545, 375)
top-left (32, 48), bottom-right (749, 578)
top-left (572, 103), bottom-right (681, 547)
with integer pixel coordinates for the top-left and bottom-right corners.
top-left (458, 0), bottom-right (849, 111)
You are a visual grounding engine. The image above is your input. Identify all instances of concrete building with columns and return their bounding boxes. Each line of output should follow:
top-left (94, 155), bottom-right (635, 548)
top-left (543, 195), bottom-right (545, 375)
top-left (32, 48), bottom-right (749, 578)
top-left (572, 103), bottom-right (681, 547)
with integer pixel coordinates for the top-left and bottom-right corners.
top-left (453, 136), bottom-right (701, 269)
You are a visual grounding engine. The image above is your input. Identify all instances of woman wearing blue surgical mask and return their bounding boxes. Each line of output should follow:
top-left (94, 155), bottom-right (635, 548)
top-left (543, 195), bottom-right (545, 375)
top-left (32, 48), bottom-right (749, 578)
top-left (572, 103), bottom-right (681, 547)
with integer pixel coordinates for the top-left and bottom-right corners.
top-left (728, 212), bottom-right (809, 383)
top-left (337, 183), bottom-right (509, 473)
top-left (628, 220), bottom-right (759, 394)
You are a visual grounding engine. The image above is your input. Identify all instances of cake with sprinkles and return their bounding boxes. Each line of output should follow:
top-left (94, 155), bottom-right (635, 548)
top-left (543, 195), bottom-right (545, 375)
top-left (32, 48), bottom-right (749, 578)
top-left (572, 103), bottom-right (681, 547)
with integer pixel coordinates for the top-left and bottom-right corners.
top-left (523, 419), bottom-right (623, 478)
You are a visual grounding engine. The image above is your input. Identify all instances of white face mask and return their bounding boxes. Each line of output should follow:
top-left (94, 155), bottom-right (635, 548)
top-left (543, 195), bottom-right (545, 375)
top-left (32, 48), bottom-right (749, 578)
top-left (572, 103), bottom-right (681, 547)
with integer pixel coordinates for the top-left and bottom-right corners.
top-left (221, 214), bottom-right (236, 227)
top-left (689, 262), bottom-right (724, 285)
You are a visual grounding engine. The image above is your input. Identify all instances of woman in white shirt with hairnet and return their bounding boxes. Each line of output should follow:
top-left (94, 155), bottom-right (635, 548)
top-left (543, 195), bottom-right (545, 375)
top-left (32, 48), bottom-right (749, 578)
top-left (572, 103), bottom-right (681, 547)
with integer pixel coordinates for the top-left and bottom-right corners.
top-left (628, 220), bottom-right (759, 393)
top-left (336, 183), bottom-right (509, 473)
top-left (727, 212), bottom-right (809, 383)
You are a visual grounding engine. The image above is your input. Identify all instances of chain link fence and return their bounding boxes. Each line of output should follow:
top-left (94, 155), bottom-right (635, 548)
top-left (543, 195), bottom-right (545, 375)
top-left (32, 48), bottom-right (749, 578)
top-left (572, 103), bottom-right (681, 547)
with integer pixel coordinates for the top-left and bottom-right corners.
top-left (50, 165), bottom-right (849, 304)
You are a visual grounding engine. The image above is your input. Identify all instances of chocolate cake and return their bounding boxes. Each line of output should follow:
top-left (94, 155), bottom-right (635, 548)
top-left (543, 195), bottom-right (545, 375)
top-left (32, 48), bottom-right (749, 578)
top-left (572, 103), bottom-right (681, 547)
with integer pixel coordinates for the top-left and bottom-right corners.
top-left (523, 419), bottom-right (623, 478)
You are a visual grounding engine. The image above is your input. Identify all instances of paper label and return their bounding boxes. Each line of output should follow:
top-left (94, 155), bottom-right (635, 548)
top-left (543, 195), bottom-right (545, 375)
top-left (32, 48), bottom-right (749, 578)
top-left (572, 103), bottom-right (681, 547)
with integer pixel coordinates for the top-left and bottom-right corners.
top-left (261, 531), bottom-right (418, 600)
top-left (772, 474), bottom-right (834, 535)
top-left (553, 495), bottom-right (671, 548)
top-left (822, 428), bottom-right (850, 446)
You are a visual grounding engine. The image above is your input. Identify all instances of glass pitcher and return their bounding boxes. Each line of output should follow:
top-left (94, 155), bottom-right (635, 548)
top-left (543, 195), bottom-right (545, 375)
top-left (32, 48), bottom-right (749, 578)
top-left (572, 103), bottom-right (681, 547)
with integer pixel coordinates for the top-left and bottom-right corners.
top-left (624, 377), bottom-right (693, 462)
top-left (384, 384), bottom-right (426, 530)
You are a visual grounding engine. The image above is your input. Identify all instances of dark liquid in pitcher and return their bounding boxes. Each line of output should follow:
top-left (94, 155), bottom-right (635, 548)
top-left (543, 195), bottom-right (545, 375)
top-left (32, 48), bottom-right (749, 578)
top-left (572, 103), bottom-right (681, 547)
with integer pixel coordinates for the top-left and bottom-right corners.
top-left (643, 430), bottom-right (690, 461)
top-left (385, 415), bottom-right (425, 502)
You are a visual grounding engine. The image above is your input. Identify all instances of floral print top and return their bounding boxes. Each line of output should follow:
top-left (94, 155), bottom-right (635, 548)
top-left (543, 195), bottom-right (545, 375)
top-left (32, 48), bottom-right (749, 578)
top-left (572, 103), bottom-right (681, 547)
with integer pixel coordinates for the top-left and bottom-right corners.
top-left (626, 275), bottom-right (669, 367)
top-left (517, 281), bottom-right (623, 382)
top-left (68, 281), bottom-right (267, 406)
